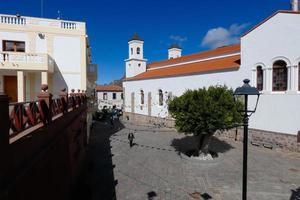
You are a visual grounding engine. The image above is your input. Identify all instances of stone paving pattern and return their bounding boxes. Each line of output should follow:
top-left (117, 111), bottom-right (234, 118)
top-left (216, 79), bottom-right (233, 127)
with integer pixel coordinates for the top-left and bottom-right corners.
top-left (88, 119), bottom-right (300, 200)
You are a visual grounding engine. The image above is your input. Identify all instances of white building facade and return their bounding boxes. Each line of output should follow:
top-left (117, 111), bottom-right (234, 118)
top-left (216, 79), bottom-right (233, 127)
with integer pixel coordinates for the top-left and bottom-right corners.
top-left (123, 10), bottom-right (300, 151)
top-left (96, 85), bottom-right (123, 109)
top-left (0, 14), bottom-right (97, 102)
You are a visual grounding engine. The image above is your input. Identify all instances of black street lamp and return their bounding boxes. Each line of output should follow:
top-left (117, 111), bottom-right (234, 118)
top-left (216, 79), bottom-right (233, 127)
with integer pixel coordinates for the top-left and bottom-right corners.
top-left (234, 79), bottom-right (260, 200)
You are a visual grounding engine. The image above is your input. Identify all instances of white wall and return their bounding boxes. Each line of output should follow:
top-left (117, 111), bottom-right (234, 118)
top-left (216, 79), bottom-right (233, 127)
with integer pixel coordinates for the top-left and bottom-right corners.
top-left (123, 66), bottom-right (250, 118)
top-left (241, 12), bottom-right (300, 135)
top-left (0, 31), bottom-right (28, 51)
top-left (53, 36), bottom-right (82, 93)
top-left (168, 48), bottom-right (182, 59)
top-left (35, 35), bottom-right (47, 53)
top-left (97, 91), bottom-right (123, 109)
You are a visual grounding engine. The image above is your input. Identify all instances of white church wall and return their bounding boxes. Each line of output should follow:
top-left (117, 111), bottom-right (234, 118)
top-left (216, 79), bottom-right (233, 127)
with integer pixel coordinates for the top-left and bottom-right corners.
top-left (241, 12), bottom-right (300, 135)
top-left (124, 12), bottom-right (300, 136)
top-left (124, 65), bottom-right (251, 118)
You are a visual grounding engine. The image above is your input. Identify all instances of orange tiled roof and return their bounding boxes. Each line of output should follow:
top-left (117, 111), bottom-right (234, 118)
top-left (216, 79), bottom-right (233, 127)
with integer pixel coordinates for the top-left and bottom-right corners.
top-left (96, 85), bottom-right (123, 92)
top-left (126, 54), bottom-right (240, 81)
top-left (147, 44), bottom-right (240, 69)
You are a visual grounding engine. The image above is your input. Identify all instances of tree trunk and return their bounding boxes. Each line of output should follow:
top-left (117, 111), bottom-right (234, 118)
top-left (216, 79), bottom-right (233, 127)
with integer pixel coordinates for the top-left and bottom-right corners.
top-left (198, 133), bottom-right (213, 156)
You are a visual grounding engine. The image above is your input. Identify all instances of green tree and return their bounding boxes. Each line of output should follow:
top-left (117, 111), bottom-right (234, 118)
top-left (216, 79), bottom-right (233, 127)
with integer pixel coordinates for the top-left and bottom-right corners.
top-left (168, 85), bottom-right (243, 156)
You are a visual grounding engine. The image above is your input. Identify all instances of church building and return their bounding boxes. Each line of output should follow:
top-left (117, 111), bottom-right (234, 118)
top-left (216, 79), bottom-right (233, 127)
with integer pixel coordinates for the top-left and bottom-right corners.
top-left (123, 6), bottom-right (300, 151)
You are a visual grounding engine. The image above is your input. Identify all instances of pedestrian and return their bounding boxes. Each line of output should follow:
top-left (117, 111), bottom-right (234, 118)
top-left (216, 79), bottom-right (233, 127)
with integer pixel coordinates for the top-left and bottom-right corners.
top-left (110, 105), bottom-right (117, 128)
top-left (128, 132), bottom-right (135, 148)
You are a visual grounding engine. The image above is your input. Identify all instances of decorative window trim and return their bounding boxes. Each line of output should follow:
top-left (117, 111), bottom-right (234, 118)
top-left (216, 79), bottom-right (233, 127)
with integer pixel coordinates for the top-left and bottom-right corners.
top-left (272, 60), bottom-right (288, 91)
top-left (256, 66), bottom-right (263, 91)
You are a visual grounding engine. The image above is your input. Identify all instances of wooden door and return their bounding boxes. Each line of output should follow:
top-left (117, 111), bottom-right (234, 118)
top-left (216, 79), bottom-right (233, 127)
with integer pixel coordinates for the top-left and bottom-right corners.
top-left (4, 76), bottom-right (17, 102)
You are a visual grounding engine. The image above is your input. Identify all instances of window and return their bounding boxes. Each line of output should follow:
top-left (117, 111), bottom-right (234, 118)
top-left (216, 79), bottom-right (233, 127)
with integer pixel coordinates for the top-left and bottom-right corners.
top-left (131, 48), bottom-right (133, 55)
top-left (138, 63), bottom-right (141, 67)
top-left (158, 89), bottom-right (163, 106)
top-left (140, 90), bottom-right (144, 105)
top-left (137, 47), bottom-right (140, 55)
top-left (2, 40), bottom-right (25, 52)
top-left (113, 93), bottom-right (116, 100)
top-left (103, 93), bottom-right (107, 100)
top-left (273, 60), bottom-right (287, 91)
top-left (256, 66), bottom-right (263, 91)
top-left (121, 93), bottom-right (124, 99)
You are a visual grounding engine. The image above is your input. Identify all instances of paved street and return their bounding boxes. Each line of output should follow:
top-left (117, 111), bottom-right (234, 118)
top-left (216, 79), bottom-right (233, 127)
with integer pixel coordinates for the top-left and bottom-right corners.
top-left (87, 119), bottom-right (300, 200)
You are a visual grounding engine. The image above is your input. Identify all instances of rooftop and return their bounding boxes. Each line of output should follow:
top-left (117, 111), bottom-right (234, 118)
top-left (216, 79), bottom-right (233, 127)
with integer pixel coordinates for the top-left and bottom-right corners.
top-left (126, 53), bottom-right (240, 81)
top-left (148, 44), bottom-right (240, 69)
top-left (129, 33), bottom-right (143, 42)
top-left (96, 85), bottom-right (123, 92)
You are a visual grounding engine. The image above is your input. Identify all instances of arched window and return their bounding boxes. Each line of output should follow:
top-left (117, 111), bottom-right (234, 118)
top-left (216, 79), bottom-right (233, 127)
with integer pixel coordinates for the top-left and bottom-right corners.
top-left (256, 66), bottom-right (263, 91)
top-left (140, 90), bottom-right (144, 105)
top-left (158, 89), bottom-right (163, 106)
top-left (273, 60), bottom-right (287, 91)
top-left (137, 47), bottom-right (140, 55)
top-left (131, 48), bottom-right (133, 55)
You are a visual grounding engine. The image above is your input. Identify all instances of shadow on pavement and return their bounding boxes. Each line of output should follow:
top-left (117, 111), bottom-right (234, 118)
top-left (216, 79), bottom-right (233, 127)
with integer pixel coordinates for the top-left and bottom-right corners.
top-left (290, 187), bottom-right (300, 200)
top-left (72, 117), bottom-right (124, 200)
top-left (171, 135), bottom-right (233, 157)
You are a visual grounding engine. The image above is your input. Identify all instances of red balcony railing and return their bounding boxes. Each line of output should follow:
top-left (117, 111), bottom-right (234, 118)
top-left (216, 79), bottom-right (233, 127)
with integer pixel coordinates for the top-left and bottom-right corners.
top-left (8, 85), bottom-right (87, 139)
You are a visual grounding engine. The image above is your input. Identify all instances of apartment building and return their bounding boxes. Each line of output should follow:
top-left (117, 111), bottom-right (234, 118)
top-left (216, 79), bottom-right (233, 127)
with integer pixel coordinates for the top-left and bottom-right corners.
top-left (0, 14), bottom-right (97, 102)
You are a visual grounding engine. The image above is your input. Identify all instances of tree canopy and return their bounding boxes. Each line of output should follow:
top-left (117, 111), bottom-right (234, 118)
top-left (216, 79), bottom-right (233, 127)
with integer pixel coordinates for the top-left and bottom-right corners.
top-left (168, 86), bottom-right (243, 136)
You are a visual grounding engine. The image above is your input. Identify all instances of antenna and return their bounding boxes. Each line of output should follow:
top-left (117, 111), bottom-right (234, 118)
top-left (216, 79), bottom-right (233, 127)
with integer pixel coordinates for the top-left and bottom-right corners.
top-left (40, 0), bottom-right (44, 17)
top-left (57, 10), bottom-right (61, 19)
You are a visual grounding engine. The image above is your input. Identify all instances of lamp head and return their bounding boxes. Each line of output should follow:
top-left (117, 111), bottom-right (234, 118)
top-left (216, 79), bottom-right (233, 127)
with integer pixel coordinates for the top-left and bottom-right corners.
top-left (234, 79), bottom-right (260, 96)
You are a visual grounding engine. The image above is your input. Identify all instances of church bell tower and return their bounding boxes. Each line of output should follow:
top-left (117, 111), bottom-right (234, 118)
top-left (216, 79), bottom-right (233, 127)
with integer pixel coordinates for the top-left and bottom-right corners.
top-left (125, 33), bottom-right (147, 78)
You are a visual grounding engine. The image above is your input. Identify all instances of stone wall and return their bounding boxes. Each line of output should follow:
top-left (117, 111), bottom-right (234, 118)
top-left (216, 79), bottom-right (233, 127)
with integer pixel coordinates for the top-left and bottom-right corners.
top-left (123, 112), bottom-right (300, 153)
top-left (215, 128), bottom-right (300, 152)
top-left (123, 112), bottom-right (175, 128)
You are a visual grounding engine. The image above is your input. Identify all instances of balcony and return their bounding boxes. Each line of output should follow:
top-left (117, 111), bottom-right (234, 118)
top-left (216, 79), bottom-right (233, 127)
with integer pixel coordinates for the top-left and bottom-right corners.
top-left (0, 52), bottom-right (54, 72)
top-left (0, 14), bottom-right (85, 35)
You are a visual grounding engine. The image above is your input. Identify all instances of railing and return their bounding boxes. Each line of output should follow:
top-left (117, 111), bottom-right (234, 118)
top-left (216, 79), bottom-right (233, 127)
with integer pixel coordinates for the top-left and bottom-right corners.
top-left (0, 52), bottom-right (45, 63)
top-left (1, 15), bottom-right (26, 25)
top-left (0, 14), bottom-right (83, 31)
top-left (0, 52), bottom-right (55, 71)
top-left (61, 21), bottom-right (77, 29)
top-left (8, 86), bottom-right (87, 138)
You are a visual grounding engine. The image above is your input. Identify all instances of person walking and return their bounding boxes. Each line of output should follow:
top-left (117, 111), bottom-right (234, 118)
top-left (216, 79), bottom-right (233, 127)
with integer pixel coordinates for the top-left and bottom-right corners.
top-left (128, 132), bottom-right (135, 148)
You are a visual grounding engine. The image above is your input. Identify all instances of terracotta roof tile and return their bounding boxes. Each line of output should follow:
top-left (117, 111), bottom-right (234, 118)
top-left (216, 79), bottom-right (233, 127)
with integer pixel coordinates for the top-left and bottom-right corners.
top-left (148, 44), bottom-right (240, 69)
top-left (96, 85), bottom-right (123, 92)
top-left (125, 55), bottom-right (240, 81)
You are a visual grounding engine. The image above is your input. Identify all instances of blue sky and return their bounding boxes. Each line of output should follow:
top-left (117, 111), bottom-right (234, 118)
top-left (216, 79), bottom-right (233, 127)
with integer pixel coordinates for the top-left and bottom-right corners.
top-left (1, 0), bottom-right (290, 84)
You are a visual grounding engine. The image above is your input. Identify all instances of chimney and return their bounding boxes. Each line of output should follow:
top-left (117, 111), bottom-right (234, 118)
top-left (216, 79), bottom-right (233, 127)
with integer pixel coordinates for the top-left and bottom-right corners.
top-left (291, 0), bottom-right (299, 11)
top-left (168, 44), bottom-right (182, 59)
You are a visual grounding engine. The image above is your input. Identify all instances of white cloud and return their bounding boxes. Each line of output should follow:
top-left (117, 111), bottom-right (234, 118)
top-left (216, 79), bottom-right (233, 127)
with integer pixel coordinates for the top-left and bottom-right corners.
top-left (169, 35), bottom-right (188, 43)
top-left (201, 23), bottom-right (250, 49)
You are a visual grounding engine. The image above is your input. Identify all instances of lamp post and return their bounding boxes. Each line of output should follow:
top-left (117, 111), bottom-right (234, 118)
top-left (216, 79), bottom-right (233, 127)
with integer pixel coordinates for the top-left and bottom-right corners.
top-left (234, 79), bottom-right (260, 200)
